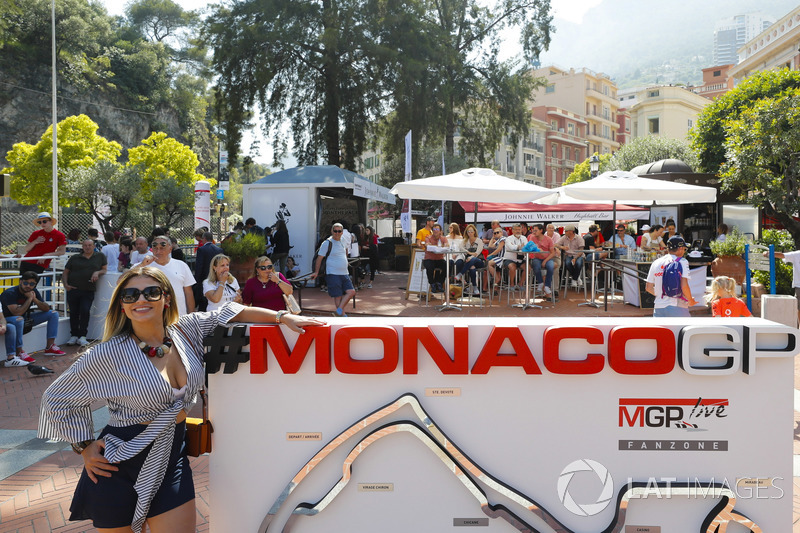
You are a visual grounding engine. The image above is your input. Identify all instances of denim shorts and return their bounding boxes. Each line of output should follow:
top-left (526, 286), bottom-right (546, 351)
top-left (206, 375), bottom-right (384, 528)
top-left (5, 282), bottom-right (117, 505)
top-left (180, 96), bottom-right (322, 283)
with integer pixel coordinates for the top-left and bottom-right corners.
top-left (69, 421), bottom-right (194, 528)
top-left (326, 274), bottom-right (354, 298)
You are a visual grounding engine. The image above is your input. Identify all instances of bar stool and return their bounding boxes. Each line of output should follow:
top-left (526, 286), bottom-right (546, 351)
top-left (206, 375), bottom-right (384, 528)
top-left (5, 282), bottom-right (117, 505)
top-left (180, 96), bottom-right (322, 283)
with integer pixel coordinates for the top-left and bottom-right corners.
top-left (561, 255), bottom-right (587, 298)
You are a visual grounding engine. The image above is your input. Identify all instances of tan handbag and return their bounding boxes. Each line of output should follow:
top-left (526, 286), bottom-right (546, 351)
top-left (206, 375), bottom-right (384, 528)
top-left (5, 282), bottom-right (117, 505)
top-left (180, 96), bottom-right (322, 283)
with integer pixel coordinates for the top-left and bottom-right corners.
top-left (185, 389), bottom-right (213, 457)
top-left (283, 293), bottom-right (301, 314)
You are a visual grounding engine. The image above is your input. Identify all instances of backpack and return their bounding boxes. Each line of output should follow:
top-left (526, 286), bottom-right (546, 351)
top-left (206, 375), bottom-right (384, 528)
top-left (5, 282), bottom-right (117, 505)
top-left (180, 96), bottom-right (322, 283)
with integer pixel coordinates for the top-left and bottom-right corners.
top-left (315, 237), bottom-right (335, 278)
top-left (661, 258), bottom-right (684, 299)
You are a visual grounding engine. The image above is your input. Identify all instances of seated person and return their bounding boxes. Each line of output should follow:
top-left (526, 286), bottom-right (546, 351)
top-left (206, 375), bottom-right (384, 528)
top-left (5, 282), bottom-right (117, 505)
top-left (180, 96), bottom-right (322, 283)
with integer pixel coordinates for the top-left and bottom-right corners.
top-left (641, 224), bottom-right (666, 251)
top-left (528, 223), bottom-right (556, 295)
top-left (422, 224), bottom-right (448, 293)
top-left (612, 224), bottom-right (637, 257)
top-left (1, 271), bottom-right (65, 366)
top-left (486, 228), bottom-right (507, 290)
top-left (583, 224), bottom-right (608, 262)
top-left (555, 225), bottom-right (585, 288)
top-left (501, 224), bottom-right (528, 291)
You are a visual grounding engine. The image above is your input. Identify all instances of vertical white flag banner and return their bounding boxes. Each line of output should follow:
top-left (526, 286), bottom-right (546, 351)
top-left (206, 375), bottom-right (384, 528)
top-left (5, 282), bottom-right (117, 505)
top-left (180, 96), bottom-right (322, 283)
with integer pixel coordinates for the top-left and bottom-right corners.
top-left (438, 152), bottom-right (445, 227)
top-left (401, 130), bottom-right (412, 234)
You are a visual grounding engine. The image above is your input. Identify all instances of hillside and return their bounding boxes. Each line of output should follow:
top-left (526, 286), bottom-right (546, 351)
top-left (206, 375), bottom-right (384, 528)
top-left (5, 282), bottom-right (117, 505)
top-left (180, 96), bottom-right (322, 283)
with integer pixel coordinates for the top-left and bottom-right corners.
top-left (540, 0), bottom-right (799, 88)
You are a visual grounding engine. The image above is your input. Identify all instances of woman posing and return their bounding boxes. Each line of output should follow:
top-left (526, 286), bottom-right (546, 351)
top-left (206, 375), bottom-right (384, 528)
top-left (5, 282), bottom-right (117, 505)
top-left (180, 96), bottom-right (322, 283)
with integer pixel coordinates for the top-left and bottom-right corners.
top-left (445, 223), bottom-right (463, 280)
top-left (39, 266), bottom-right (323, 533)
top-left (242, 256), bottom-right (293, 311)
top-left (270, 220), bottom-right (291, 278)
top-left (203, 254), bottom-right (243, 312)
top-left (454, 224), bottom-right (484, 295)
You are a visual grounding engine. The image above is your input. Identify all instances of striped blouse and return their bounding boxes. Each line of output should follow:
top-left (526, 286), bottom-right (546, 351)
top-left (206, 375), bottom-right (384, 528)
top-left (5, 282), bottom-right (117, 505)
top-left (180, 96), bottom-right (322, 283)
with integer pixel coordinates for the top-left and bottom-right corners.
top-left (38, 302), bottom-right (245, 532)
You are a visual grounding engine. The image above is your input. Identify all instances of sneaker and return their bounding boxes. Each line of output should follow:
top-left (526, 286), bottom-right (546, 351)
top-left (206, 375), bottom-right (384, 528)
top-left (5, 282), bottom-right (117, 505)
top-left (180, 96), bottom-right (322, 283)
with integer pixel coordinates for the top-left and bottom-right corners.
top-left (321, 286), bottom-right (328, 292)
top-left (570, 279), bottom-right (578, 288)
top-left (367, 283), bottom-right (372, 289)
top-left (536, 282), bottom-right (545, 291)
top-left (454, 274), bottom-right (463, 283)
top-left (544, 285), bottom-right (552, 295)
top-left (44, 344), bottom-right (66, 356)
top-left (66, 336), bottom-right (79, 346)
top-left (21, 353), bottom-right (36, 362)
top-left (334, 307), bottom-right (347, 317)
top-left (472, 287), bottom-right (481, 296)
top-left (4, 356), bottom-right (29, 367)
top-left (576, 278), bottom-right (584, 287)
top-left (78, 336), bottom-right (89, 346)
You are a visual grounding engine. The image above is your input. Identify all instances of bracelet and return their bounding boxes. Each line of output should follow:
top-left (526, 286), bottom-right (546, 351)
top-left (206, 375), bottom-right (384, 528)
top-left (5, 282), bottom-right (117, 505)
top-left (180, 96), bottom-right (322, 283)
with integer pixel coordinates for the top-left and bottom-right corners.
top-left (71, 439), bottom-right (95, 455)
top-left (275, 310), bottom-right (289, 324)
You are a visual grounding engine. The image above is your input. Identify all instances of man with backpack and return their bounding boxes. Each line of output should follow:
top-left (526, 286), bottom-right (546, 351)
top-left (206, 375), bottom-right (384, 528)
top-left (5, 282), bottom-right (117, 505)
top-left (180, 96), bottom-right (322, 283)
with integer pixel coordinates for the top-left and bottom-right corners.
top-left (645, 236), bottom-right (697, 317)
top-left (310, 223), bottom-right (355, 317)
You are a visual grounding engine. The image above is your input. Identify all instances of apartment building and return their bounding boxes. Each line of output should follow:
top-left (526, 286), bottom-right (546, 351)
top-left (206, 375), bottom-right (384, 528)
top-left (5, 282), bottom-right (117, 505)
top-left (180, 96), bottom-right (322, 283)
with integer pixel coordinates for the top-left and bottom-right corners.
top-left (531, 66), bottom-right (620, 156)
top-left (356, 148), bottom-right (383, 183)
top-left (494, 117), bottom-right (548, 187)
top-left (532, 106), bottom-right (588, 188)
top-left (617, 85), bottom-right (710, 141)
top-left (713, 13), bottom-right (775, 66)
top-left (728, 5), bottom-right (800, 86)
top-left (693, 65), bottom-right (735, 100)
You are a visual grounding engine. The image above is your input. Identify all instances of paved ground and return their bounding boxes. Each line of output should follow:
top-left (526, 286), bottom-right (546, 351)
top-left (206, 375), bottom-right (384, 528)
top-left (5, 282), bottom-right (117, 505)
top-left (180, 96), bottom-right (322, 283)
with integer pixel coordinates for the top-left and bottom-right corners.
top-left (0, 270), bottom-right (798, 532)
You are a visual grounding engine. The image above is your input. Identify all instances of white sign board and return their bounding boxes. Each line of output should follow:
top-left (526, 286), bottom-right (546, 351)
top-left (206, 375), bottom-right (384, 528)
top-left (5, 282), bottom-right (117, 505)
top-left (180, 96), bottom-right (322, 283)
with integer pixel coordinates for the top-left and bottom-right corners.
top-left (353, 176), bottom-right (395, 203)
top-left (207, 317), bottom-right (797, 533)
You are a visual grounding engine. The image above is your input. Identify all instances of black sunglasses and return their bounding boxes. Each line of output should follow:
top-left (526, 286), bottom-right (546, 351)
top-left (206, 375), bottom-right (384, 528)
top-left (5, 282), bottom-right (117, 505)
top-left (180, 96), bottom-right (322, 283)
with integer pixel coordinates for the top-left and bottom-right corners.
top-left (152, 241), bottom-right (170, 248)
top-left (36, 219), bottom-right (51, 225)
top-left (120, 286), bottom-right (164, 304)
top-left (21, 280), bottom-right (37, 287)
top-left (493, 231), bottom-right (501, 235)
top-left (332, 229), bottom-right (343, 233)
top-left (258, 264), bottom-right (274, 270)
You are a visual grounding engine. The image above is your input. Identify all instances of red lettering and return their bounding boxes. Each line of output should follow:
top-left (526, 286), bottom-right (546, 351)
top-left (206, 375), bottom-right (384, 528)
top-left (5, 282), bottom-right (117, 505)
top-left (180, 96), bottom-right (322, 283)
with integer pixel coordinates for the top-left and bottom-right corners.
top-left (249, 325), bottom-right (331, 374)
top-left (619, 405), bottom-right (644, 427)
top-left (403, 327), bottom-right (469, 374)
top-left (471, 327), bottom-right (541, 374)
top-left (542, 326), bottom-right (605, 374)
top-left (608, 326), bottom-right (675, 375)
top-left (334, 326), bottom-right (399, 374)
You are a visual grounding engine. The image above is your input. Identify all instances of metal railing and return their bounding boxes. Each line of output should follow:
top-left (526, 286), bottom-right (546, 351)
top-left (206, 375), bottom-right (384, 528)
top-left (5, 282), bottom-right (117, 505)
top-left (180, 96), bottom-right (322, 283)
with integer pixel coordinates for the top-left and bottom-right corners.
top-left (0, 254), bottom-right (72, 316)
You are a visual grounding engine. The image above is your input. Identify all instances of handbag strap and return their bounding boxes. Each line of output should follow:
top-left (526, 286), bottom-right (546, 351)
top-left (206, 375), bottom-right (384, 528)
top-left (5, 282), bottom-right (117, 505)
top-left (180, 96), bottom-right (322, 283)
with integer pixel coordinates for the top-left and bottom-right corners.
top-left (171, 322), bottom-right (209, 423)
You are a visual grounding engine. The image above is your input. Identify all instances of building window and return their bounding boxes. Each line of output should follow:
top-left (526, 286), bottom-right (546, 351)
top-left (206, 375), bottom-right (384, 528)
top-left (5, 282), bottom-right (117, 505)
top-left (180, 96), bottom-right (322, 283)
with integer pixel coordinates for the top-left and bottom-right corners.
top-left (551, 120), bottom-right (557, 130)
top-left (563, 146), bottom-right (570, 161)
top-left (603, 125), bottom-right (610, 139)
top-left (545, 84), bottom-right (555, 93)
top-left (648, 90), bottom-right (660, 97)
top-left (648, 117), bottom-right (660, 134)
top-left (713, 70), bottom-right (721, 76)
top-left (551, 143), bottom-right (557, 158)
top-left (687, 119), bottom-right (693, 128)
top-left (568, 123), bottom-right (574, 135)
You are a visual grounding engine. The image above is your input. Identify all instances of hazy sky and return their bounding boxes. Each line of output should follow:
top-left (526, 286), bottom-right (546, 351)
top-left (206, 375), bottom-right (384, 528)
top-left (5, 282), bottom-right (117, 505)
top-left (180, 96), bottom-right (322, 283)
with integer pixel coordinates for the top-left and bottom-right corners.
top-left (102, 0), bottom-right (602, 24)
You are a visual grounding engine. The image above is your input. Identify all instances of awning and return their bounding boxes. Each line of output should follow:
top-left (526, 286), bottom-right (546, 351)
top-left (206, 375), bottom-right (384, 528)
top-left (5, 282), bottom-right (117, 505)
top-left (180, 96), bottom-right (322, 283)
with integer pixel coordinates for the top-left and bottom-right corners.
top-left (458, 201), bottom-right (650, 223)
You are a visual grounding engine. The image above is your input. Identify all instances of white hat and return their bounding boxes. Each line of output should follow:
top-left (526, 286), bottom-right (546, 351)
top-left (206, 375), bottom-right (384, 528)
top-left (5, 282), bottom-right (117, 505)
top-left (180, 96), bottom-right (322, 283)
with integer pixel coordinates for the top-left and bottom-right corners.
top-left (33, 212), bottom-right (57, 225)
top-left (641, 224), bottom-right (651, 231)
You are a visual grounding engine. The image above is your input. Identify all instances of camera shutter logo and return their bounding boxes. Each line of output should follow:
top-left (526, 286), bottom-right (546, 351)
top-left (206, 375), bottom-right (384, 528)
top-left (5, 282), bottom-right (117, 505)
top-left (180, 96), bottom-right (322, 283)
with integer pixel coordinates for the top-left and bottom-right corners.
top-left (557, 459), bottom-right (614, 516)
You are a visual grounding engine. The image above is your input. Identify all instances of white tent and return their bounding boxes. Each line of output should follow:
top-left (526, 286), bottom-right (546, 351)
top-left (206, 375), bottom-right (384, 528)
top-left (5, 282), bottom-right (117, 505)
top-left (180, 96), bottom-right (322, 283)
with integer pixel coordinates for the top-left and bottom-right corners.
top-left (390, 168), bottom-right (558, 203)
top-left (558, 170), bottom-right (717, 205)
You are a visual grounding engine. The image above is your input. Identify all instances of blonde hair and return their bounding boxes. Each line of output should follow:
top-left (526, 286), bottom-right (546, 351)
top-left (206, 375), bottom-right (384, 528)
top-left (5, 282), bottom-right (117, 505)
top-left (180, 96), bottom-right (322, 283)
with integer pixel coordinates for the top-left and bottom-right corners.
top-left (103, 267), bottom-right (179, 342)
top-left (709, 276), bottom-right (737, 302)
top-left (463, 223), bottom-right (479, 240)
top-left (207, 253), bottom-right (235, 284)
top-left (252, 256), bottom-right (273, 279)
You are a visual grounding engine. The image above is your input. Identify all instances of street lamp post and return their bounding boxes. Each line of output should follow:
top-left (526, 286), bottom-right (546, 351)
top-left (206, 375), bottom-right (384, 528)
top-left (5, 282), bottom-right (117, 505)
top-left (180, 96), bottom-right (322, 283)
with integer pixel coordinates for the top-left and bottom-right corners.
top-left (589, 154), bottom-right (600, 179)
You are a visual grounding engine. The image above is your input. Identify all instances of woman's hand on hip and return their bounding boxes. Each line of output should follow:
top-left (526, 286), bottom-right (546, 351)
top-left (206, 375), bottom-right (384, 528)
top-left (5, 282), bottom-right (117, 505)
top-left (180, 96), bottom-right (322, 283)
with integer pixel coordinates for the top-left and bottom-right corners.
top-left (83, 439), bottom-right (119, 483)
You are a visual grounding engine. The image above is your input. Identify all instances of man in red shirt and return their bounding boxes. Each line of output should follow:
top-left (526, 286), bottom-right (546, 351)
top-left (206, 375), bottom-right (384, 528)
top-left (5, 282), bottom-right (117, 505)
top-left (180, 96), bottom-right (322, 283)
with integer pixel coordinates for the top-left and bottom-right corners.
top-left (17, 212), bottom-right (67, 278)
top-left (528, 223), bottom-right (556, 295)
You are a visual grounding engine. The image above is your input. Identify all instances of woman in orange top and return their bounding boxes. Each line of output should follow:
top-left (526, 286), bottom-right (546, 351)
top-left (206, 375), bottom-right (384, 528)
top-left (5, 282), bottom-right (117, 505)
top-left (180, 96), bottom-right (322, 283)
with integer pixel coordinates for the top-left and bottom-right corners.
top-left (709, 276), bottom-right (751, 317)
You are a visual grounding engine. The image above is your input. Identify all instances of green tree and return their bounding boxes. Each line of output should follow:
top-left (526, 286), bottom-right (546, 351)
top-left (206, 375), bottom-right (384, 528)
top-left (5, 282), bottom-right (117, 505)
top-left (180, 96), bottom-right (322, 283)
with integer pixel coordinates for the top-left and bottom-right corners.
top-left (61, 160), bottom-right (143, 234)
top-left (127, 0), bottom-right (192, 43)
top-left (203, 0), bottom-right (385, 168)
top-left (127, 131), bottom-right (211, 196)
top-left (565, 153), bottom-right (613, 184)
top-left (608, 135), bottom-right (698, 172)
top-left (145, 175), bottom-right (195, 229)
top-left (720, 88), bottom-right (800, 247)
top-left (2, 114), bottom-right (122, 210)
top-left (691, 69), bottom-right (800, 173)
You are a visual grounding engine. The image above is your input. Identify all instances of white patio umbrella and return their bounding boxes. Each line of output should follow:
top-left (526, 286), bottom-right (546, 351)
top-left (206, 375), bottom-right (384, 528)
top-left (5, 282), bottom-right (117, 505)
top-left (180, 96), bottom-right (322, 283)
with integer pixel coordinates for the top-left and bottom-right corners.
top-left (558, 169), bottom-right (717, 310)
top-left (390, 168), bottom-right (558, 204)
